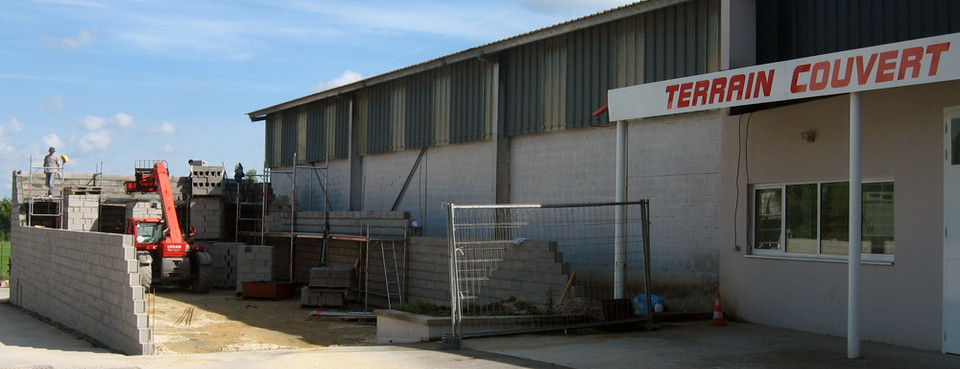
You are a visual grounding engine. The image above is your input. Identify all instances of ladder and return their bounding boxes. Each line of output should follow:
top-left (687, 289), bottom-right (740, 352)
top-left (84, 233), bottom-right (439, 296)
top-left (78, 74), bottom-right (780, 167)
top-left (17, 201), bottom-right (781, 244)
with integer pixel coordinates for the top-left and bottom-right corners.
top-left (380, 240), bottom-right (404, 309)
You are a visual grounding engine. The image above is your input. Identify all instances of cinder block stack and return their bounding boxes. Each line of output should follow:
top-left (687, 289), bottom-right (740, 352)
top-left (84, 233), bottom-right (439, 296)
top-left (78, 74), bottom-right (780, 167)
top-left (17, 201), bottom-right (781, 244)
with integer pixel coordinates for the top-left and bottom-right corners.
top-left (190, 165), bottom-right (224, 196)
top-left (235, 245), bottom-right (273, 293)
top-left (125, 201), bottom-right (162, 219)
top-left (64, 195), bottom-right (100, 231)
top-left (301, 266), bottom-right (356, 307)
top-left (203, 242), bottom-right (246, 288)
top-left (189, 198), bottom-right (222, 239)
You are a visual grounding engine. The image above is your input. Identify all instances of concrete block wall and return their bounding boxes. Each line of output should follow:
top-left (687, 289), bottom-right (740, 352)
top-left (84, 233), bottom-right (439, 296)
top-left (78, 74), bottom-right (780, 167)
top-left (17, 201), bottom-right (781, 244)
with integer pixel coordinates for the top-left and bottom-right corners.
top-left (190, 197), bottom-right (222, 240)
top-left (64, 195), bottom-right (100, 231)
top-left (235, 245), bottom-right (273, 293)
top-left (510, 118), bottom-right (722, 312)
top-left (14, 172), bottom-right (191, 206)
top-left (9, 226), bottom-right (153, 355)
top-left (405, 237), bottom-right (570, 308)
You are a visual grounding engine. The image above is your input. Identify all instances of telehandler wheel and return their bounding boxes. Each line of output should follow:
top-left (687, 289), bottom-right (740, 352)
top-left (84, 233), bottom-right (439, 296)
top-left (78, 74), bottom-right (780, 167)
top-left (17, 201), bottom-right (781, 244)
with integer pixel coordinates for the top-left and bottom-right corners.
top-left (192, 264), bottom-right (212, 293)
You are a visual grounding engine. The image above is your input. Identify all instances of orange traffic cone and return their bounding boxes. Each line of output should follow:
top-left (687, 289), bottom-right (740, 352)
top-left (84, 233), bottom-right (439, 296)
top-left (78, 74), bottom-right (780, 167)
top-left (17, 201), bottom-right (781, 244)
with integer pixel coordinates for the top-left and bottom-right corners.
top-left (711, 293), bottom-right (727, 326)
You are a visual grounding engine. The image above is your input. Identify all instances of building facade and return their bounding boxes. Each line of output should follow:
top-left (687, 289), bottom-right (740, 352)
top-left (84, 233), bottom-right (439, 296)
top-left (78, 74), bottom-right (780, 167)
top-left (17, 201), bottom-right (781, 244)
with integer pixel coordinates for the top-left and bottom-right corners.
top-left (249, 0), bottom-right (960, 352)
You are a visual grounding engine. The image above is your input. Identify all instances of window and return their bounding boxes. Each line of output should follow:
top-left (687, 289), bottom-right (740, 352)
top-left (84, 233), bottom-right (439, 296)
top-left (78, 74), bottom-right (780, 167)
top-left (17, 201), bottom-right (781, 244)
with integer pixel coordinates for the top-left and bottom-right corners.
top-left (751, 181), bottom-right (894, 261)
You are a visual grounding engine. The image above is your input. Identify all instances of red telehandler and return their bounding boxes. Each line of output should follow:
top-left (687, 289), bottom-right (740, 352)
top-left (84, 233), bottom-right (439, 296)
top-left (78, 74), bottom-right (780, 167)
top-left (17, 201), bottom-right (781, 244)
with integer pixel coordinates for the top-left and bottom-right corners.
top-left (125, 161), bottom-right (212, 293)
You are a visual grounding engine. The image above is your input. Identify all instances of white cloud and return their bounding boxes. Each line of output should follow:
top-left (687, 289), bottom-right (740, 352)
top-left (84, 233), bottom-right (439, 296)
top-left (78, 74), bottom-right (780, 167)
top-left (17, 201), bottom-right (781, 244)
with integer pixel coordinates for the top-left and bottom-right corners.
top-left (112, 113), bottom-right (134, 128)
top-left (43, 28), bottom-right (102, 50)
top-left (150, 122), bottom-right (176, 134)
top-left (78, 130), bottom-right (111, 151)
top-left (160, 144), bottom-right (175, 154)
top-left (80, 116), bottom-right (105, 130)
top-left (313, 70), bottom-right (363, 92)
top-left (0, 118), bottom-right (25, 159)
top-left (1, 118), bottom-right (24, 136)
top-left (38, 95), bottom-right (65, 111)
top-left (43, 134), bottom-right (64, 151)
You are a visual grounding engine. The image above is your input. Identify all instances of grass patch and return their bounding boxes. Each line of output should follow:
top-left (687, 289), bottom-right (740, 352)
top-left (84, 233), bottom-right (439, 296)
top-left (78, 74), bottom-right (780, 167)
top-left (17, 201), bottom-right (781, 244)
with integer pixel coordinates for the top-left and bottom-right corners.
top-left (0, 240), bottom-right (8, 280)
top-left (398, 300), bottom-right (449, 317)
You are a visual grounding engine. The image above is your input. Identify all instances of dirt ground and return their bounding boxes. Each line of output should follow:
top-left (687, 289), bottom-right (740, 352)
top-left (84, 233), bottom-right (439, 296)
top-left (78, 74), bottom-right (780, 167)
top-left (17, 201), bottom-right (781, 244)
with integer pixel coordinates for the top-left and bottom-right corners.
top-left (148, 288), bottom-right (377, 354)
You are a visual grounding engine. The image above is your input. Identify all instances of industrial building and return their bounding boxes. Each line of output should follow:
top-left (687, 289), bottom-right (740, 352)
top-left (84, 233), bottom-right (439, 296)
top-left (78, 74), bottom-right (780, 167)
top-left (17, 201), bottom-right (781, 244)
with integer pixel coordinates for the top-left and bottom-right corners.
top-left (247, 0), bottom-right (960, 354)
top-left (7, 0), bottom-right (960, 356)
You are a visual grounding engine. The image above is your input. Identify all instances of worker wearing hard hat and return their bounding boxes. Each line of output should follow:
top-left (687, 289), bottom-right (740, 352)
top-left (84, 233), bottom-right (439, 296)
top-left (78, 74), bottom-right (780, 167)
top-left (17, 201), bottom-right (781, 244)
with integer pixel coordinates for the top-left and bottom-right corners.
top-left (43, 147), bottom-right (62, 196)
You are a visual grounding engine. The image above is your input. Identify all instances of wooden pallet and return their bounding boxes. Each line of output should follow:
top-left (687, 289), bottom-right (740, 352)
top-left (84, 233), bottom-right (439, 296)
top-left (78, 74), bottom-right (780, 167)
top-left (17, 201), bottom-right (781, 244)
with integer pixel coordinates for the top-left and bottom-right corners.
top-left (64, 186), bottom-right (102, 195)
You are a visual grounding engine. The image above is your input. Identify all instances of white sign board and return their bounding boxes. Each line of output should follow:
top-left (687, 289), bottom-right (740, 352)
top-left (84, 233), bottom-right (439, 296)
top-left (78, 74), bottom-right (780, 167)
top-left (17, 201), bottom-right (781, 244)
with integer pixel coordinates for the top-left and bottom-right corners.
top-left (608, 32), bottom-right (960, 121)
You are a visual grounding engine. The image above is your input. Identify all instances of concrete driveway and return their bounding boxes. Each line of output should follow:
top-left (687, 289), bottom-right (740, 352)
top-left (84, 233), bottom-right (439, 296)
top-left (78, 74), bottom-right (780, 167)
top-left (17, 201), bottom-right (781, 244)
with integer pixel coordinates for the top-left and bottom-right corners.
top-left (3, 287), bottom-right (959, 368)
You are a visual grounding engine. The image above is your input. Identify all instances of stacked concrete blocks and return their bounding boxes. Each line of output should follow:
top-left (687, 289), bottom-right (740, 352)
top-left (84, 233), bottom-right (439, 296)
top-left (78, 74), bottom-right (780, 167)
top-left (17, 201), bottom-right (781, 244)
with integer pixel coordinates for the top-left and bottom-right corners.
top-left (189, 197), bottom-right (222, 240)
top-left (64, 194), bottom-right (100, 231)
top-left (203, 242), bottom-right (246, 289)
top-left (235, 244), bottom-right (273, 293)
top-left (9, 226), bottom-right (153, 355)
top-left (302, 266), bottom-right (357, 307)
top-left (126, 200), bottom-right (162, 220)
top-left (190, 165), bottom-right (224, 196)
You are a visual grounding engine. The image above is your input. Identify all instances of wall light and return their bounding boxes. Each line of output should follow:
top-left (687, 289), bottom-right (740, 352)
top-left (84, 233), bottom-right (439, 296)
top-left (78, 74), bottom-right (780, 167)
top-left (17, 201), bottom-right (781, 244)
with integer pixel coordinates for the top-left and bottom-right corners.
top-left (800, 130), bottom-right (816, 143)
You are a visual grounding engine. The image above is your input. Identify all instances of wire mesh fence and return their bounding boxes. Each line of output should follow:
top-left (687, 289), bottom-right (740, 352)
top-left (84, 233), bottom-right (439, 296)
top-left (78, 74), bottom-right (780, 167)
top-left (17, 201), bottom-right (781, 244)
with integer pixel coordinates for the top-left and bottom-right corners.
top-left (446, 201), bottom-right (651, 343)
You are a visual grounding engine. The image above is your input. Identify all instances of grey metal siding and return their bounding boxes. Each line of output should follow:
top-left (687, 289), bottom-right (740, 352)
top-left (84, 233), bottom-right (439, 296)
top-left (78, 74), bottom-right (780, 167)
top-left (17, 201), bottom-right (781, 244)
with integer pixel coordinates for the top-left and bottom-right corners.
top-left (405, 71), bottom-right (435, 149)
top-left (451, 60), bottom-right (490, 143)
top-left (505, 0), bottom-right (719, 136)
top-left (265, 113), bottom-right (277, 167)
top-left (757, 0), bottom-right (960, 63)
top-left (364, 85), bottom-right (393, 155)
top-left (280, 108), bottom-right (298, 165)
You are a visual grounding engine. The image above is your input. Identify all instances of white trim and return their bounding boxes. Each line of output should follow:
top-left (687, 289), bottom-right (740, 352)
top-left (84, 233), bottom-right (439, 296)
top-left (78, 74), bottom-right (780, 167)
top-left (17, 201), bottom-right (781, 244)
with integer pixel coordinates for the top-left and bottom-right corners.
top-left (745, 254), bottom-right (893, 266)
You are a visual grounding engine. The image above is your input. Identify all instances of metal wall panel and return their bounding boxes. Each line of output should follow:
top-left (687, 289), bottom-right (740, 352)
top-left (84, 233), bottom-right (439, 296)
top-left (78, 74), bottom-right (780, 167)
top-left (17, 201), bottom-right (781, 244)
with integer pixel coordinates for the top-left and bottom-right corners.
top-left (505, 0), bottom-right (719, 136)
top-left (757, 0), bottom-right (960, 63)
top-left (406, 71), bottom-right (435, 149)
top-left (280, 108), bottom-right (298, 165)
top-left (450, 59), bottom-right (492, 143)
top-left (433, 68), bottom-right (451, 146)
top-left (264, 113), bottom-right (277, 167)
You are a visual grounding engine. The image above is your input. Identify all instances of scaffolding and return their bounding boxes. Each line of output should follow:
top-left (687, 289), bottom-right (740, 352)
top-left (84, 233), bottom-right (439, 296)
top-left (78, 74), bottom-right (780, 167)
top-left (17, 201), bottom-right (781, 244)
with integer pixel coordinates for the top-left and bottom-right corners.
top-left (25, 155), bottom-right (64, 228)
top-left (234, 169), bottom-right (269, 246)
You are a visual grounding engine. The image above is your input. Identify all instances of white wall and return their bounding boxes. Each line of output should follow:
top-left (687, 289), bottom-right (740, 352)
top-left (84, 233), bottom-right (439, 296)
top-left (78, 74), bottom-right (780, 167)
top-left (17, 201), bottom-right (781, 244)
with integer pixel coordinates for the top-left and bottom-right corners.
top-left (720, 81), bottom-right (960, 350)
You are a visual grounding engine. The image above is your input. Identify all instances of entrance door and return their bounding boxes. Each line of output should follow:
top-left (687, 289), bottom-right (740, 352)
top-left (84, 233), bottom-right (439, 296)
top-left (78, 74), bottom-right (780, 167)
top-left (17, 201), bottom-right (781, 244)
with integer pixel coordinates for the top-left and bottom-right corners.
top-left (944, 107), bottom-right (960, 354)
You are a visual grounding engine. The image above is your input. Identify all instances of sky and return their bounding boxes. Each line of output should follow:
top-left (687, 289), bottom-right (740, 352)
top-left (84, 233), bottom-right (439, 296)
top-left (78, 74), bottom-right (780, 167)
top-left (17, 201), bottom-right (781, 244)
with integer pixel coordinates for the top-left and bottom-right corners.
top-left (1, 0), bottom-right (636, 194)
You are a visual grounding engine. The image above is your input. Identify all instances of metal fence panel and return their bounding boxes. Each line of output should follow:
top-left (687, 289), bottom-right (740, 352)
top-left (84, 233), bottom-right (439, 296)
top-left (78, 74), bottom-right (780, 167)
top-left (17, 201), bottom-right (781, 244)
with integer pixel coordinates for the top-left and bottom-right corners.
top-left (446, 201), bottom-right (652, 342)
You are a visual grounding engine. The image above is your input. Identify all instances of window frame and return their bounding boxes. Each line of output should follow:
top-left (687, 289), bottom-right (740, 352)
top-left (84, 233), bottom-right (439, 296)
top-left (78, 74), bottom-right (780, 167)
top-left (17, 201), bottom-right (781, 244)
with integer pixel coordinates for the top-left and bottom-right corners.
top-left (749, 179), bottom-right (894, 264)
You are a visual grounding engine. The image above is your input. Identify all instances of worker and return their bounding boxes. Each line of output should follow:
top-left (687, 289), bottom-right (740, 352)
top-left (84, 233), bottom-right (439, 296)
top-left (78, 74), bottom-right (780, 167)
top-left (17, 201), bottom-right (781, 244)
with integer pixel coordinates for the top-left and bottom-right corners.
top-left (234, 162), bottom-right (245, 185)
top-left (43, 147), bottom-right (61, 196)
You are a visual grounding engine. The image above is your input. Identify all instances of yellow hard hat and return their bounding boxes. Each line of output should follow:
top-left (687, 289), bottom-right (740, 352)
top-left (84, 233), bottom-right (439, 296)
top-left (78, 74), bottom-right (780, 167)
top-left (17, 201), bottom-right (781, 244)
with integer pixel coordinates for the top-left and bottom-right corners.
top-left (60, 154), bottom-right (69, 163)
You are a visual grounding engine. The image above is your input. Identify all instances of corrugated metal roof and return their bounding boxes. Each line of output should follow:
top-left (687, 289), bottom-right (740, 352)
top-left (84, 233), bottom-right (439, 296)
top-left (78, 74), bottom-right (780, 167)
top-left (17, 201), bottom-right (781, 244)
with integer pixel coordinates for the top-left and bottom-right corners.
top-left (247, 0), bottom-right (688, 121)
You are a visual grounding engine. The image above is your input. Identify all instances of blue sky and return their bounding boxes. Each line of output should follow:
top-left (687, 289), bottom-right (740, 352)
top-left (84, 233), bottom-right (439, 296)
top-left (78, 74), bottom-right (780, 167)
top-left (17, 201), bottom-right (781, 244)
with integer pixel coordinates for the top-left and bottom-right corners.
top-left (1, 0), bottom-right (634, 194)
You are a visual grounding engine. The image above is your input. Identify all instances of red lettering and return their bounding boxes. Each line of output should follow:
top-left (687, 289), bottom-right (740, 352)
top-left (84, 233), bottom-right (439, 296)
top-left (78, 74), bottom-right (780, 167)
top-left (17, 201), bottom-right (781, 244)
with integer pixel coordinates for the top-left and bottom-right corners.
top-left (745, 72), bottom-right (754, 98)
top-left (665, 84), bottom-right (680, 109)
top-left (876, 50), bottom-right (898, 82)
top-left (926, 42), bottom-right (950, 76)
top-left (726, 75), bottom-right (745, 101)
top-left (791, 64), bottom-right (810, 93)
top-left (755, 70), bottom-right (774, 97)
top-left (810, 61), bottom-right (830, 90)
top-left (710, 77), bottom-right (727, 104)
top-left (677, 82), bottom-right (693, 108)
top-left (898, 46), bottom-right (923, 80)
top-left (856, 54), bottom-right (878, 84)
top-left (692, 80), bottom-right (709, 106)
top-left (831, 57), bottom-right (853, 88)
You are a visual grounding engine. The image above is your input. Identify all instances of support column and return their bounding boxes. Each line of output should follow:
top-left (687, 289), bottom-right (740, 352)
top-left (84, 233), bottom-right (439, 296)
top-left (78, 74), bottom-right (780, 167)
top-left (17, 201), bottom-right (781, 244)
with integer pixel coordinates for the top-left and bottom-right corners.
top-left (848, 92), bottom-right (862, 359)
top-left (614, 120), bottom-right (627, 299)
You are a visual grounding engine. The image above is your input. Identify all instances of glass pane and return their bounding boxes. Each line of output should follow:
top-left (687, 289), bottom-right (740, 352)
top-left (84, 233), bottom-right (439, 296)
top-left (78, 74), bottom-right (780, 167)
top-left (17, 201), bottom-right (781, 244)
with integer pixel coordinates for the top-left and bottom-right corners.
top-left (863, 182), bottom-right (894, 254)
top-left (785, 184), bottom-right (818, 254)
top-left (953, 118), bottom-right (960, 165)
top-left (820, 182), bottom-right (849, 255)
top-left (754, 188), bottom-right (782, 251)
